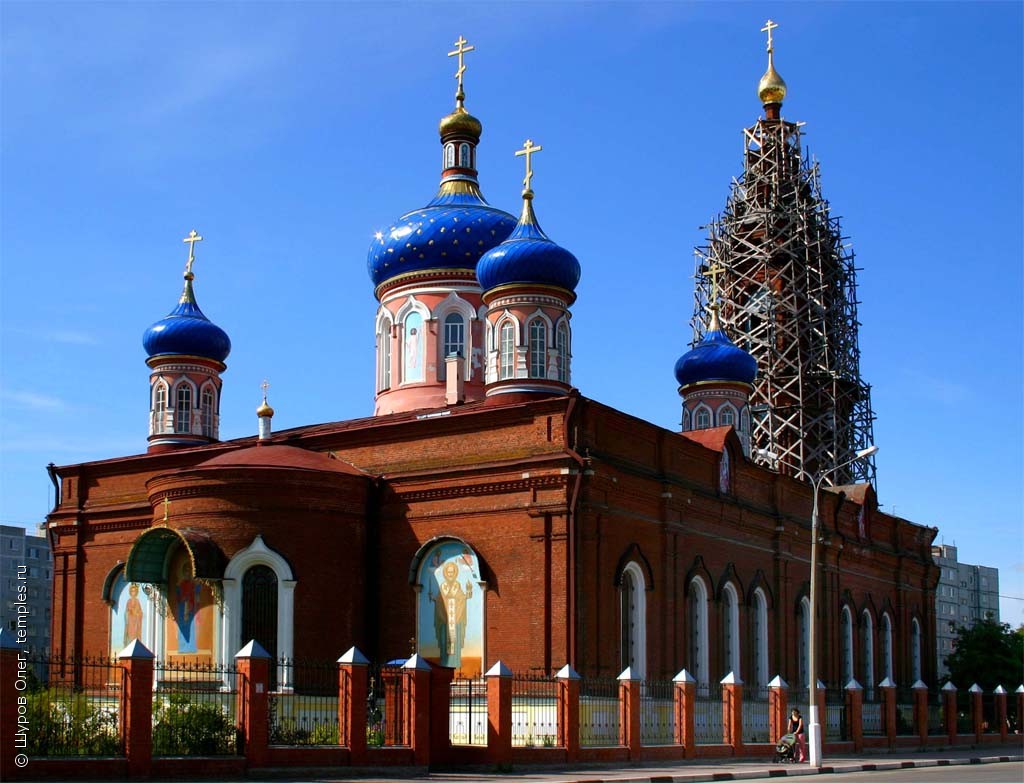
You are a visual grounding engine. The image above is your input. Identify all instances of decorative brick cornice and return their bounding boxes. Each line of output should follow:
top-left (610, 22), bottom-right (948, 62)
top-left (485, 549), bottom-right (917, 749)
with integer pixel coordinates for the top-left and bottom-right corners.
top-left (393, 473), bottom-right (567, 502)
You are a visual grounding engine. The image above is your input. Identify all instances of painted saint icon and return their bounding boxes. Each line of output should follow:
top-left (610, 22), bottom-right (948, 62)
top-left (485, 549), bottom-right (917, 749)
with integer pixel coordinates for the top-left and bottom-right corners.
top-left (417, 542), bottom-right (483, 677)
top-left (123, 583), bottom-right (144, 646)
top-left (404, 313), bottom-right (424, 383)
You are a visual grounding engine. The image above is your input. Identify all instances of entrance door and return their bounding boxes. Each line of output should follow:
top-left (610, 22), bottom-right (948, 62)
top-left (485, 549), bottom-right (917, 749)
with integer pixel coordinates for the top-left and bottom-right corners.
top-left (241, 565), bottom-right (278, 687)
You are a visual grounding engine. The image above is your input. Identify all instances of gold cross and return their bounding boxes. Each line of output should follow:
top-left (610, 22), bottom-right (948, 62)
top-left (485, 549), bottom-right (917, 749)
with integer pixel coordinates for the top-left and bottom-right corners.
top-left (761, 19), bottom-right (778, 52)
top-left (182, 229), bottom-right (203, 278)
top-left (705, 262), bottom-right (726, 314)
top-left (261, 379), bottom-right (270, 400)
top-left (515, 139), bottom-right (543, 193)
top-left (162, 496), bottom-right (170, 522)
top-left (447, 36), bottom-right (475, 101)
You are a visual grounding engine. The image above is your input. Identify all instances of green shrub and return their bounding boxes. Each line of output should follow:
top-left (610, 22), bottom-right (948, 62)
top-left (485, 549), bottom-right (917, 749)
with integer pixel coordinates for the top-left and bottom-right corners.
top-left (24, 690), bottom-right (121, 757)
top-left (152, 693), bottom-right (237, 756)
top-left (309, 722), bottom-right (339, 745)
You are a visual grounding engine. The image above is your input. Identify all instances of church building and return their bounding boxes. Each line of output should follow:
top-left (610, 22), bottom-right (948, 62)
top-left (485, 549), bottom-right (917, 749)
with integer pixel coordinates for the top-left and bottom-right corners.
top-left (46, 31), bottom-right (939, 695)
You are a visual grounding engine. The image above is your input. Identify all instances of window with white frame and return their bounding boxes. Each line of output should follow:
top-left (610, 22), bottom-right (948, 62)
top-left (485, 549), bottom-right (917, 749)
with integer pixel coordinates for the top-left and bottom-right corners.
top-left (459, 143), bottom-right (471, 168)
top-left (881, 613), bottom-right (893, 681)
top-left (499, 320), bottom-right (515, 380)
top-left (529, 318), bottom-right (547, 378)
top-left (718, 404), bottom-right (736, 428)
top-left (861, 610), bottom-right (875, 691)
top-left (910, 618), bottom-right (922, 683)
top-left (444, 143), bottom-right (455, 168)
top-left (841, 606), bottom-right (854, 685)
top-left (174, 384), bottom-right (192, 434)
top-left (682, 408), bottom-right (691, 431)
top-left (752, 588), bottom-right (768, 687)
top-left (695, 406), bottom-right (711, 430)
top-left (153, 382), bottom-right (167, 432)
top-left (200, 387), bottom-right (215, 438)
top-left (688, 577), bottom-right (709, 684)
top-left (440, 312), bottom-right (465, 380)
top-left (620, 562), bottom-right (646, 677)
top-left (556, 322), bottom-right (570, 383)
top-left (378, 318), bottom-right (392, 391)
top-left (722, 582), bottom-right (740, 678)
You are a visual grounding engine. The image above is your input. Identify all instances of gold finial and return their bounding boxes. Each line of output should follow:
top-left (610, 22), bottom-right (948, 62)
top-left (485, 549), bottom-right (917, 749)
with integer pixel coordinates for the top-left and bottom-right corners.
top-left (447, 35), bottom-right (475, 108)
top-left (515, 139), bottom-right (543, 197)
top-left (757, 19), bottom-right (787, 106)
top-left (705, 262), bottom-right (726, 330)
top-left (182, 229), bottom-right (203, 280)
top-left (257, 379), bottom-right (274, 418)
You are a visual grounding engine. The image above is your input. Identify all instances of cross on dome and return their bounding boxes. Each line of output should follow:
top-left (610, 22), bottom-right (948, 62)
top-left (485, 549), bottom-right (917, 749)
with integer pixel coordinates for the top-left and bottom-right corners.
top-left (761, 19), bottom-right (778, 53)
top-left (447, 35), bottom-right (475, 107)
top-left (182, 229), bottom-right (203, 280)
top-left (515, 139), bottom-right (543, 195)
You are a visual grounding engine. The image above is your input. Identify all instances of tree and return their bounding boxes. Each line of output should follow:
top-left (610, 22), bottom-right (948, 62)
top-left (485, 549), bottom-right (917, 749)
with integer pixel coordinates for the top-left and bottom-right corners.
top-left (943, 618), bottom-right (1024, 691)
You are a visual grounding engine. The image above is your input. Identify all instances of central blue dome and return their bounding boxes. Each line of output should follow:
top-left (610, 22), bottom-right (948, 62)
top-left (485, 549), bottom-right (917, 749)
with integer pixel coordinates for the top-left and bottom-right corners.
top-left (674, 326), bottom-right (757, 388)
top-left (368, 191), bottom-right (516, 290)
top-left (143, 295), bottom-right (231, 363)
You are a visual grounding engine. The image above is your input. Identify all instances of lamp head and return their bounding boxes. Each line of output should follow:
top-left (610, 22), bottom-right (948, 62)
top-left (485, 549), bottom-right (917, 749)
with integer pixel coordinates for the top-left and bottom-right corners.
top-left (855, 445), bottom-right (879, 459)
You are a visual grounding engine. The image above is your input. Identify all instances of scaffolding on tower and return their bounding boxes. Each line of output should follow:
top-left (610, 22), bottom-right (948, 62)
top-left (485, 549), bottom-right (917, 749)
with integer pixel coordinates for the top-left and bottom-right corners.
top-left (692, 113), bottom-right (876, 489)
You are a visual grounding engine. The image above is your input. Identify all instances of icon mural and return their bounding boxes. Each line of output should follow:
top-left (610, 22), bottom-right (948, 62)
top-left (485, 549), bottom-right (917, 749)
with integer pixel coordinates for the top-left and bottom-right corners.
top-left (404, 312), bottom-right (425, 383)
top-left (417, 542), bottom-right (483, 678)
top-left (165, 547), bottom-right (217, 663)
top-left (109, 572), bottom-right (151, 655)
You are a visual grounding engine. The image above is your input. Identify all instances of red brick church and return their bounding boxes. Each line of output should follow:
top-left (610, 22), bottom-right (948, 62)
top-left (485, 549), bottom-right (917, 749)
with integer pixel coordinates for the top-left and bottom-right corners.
top-left (45, 34), bottom-right (939, 699)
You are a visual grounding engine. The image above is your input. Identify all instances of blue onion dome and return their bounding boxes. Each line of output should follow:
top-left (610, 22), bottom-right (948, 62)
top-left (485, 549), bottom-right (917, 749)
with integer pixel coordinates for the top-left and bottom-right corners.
top-left (143, 276), bottom-right (231, 363)
top-left (674, 311), bottom-right (756, 388)
top-left (476, 193), bottom-right (581, 295)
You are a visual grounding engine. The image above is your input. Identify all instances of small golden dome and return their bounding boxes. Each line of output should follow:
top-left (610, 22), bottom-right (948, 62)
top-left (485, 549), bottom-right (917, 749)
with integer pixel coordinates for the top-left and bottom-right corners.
top-left (256, 400), bottom-right (274, 418)
top-left (758, 53), bottom-right (787, 105)
top-left (439, 106), bottom-right (482, 140)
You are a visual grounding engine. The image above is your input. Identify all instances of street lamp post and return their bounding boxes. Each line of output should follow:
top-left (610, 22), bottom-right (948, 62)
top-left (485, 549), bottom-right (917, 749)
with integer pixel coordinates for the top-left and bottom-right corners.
top-left (756, 445), bottom-right (878, 768)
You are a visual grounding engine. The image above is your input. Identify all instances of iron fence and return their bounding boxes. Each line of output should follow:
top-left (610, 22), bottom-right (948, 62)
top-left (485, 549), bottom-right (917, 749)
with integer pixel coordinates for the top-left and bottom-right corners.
top-left (956, 691), bottom-right (973, 734)
top-left (511, 673), bottom-right (558, 747)
top-left (579, 677), bottom-right (620, 747)
top-left (449, 678), bottom-right (487, 745)
top-left (894, 688), bottom-right (915, 736)
top-left (20, 653), bottom-right (123, 757)
top-left (824, 689), bottom-right (847, 741)
top-left (742, 685), bottom-right (770, 744)
top-left (927, 691), bottom-right (944, 734)
top-left (152, 659), bottom-right (239, 756)
top-left (639, 680), bottom-right (675, 746)
top-left (862, 699), bottom-right (883, 736)
top-left (694, 682), bottom-right (723, 745)
top-left (367, 664), bottom-right (406, 746)
top-left (268, 659), bottom-right (338, 745)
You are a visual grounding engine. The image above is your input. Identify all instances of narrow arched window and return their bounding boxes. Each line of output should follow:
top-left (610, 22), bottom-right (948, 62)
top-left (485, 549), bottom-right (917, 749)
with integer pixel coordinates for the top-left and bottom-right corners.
top-left (556, 322), bottom-right (570, 383)
top-left (403, 312), bottom-right (424, 384)
top-left (378, 318), bottom-right (392, 391)
top-left (174, 384), bottom-right (192, 434)
top-left (740, 406), bottom-right (750, 435)
top-left (719, 405), bottom-right (736, 428)
top-left (200, 387), bottom-right (215, 438)
top-left (242, 565), bottom-right (279, 688)
top-left (440, 312), bottom-right (465, 381)
top-left (688, 577), bottom-right (709, 684)
top-left (499, 321), bottom-right (515, 380)
top-left (529, 318), bottom-right (547, 378)
top-left (881, 614), bottom-right (893, 681)
top-left (841, 606), bottom-right (854, 685)
top-left (459, 143), bottom-right (471, 168)
top-left (861, 610), bottom-right (875, 693)
top-left (910, 618), bottom-right (922, 683)
top-left (752, 588), bottom-right (768, 687)
top-left (695, 406), bottom-right (711, 430)
top-left (798, 597), bottom-right (810, 687)
top-left (722, 583), bottom-right (740, 679)
top-left (682, 408), bottom-right (691, 431)
top-left (444, 143), bottom-right (455, 168)
top-left (153, 383), bottom-right (167, 433)
top-left (620, 564), bottom-right (646, 677)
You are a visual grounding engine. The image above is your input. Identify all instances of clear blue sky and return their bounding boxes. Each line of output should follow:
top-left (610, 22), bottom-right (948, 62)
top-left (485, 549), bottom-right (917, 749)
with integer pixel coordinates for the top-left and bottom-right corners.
top-left (2, 2), bottom-right (1021, 627)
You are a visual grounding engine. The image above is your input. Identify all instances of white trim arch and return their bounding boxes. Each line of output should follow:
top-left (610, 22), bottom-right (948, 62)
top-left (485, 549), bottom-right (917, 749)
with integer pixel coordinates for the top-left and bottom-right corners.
top-left (555, 319), bottom-right (571, 384)
top-left (693, 403), bottom-right (713, 431)
top-left (151, 378), bottom-right (169, 435)
top-left (173, 378), bottom-right (197, 434)
top-left (880, 612), bottom-right (893, 682)
top-left (620, 561), bottom-right (647, 678)
top-left (434, 293), bottom-right (477, 379)
top-left (223, 535), bottom-right (296, 689)
top-left (752, 587), bottom-right (769, 687)
top-left (688, 576), bottom-right (710, 684)
top-left (722, 582), bottom-right (741, 679)
top-left (393, 294), bottom-right (430, 326)
top-left (717, 402), bottom-right (739, 429)
top-left (376, 313), bottom-right (393, 391)
top-left (861, 609), bottom-right (875, 691)
top-left (910, 618), bottom-right (922, 683)
top-left (841, 605), bottom-right (854, 685)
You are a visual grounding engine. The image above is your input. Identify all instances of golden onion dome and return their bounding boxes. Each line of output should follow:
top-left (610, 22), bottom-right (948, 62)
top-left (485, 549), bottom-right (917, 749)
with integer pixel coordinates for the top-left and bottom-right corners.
top-left (256, 400), bottom-right (274, 418)
top-left (758, 54), bottom-right (787, 105)
top-left (439, 106), bottom-right (482, 140)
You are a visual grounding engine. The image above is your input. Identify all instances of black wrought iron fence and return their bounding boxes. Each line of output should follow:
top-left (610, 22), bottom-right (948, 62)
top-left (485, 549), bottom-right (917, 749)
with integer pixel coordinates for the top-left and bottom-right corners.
top-left (449, 678), bottom-right (487, 746)
top-left (694, 682), bottom-right (723, 745)
top-left (824, 688), bottom-right (847, 741)
top-left (639, 680), bottom-right (674, 746)
top-left (956, 691), bottom-right (973, 734)
top-left (269, 659), bottom-right (339, 745)
top-left (742, 685), bottom-right (770, 744)
top-left (579, 677), bottom-right (620, 747)
top-left (895, 688), bottom-right (915, 736)
top-left (861, 688), bottom-right (883, 736)
top-left (511, 673), bottom-right (558, 747)
top-left (927, 690), bottom-right (944, 734)
top-left (367, 664), bottom-right (406, 746)
top-left (20, 653), bottom-right (123, 757)
top-left (152, 659), bottom-right (239, 756)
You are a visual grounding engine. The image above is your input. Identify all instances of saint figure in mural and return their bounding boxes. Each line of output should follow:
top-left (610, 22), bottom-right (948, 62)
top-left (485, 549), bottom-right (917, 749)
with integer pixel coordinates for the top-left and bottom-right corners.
top-left (174, 560), bottom-right (202, 653)
top-left (718, 448), bottom-right (731, 494)
top-left (123, 583), bottom-right (144, 646)
top-left (432, 561), bottom-right (472, 668)
top-left (404, 313), bottom-right (424, 382)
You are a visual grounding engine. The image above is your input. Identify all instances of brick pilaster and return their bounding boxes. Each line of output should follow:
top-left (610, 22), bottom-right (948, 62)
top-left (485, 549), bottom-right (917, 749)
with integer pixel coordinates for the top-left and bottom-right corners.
top-left (338, 647), bottom-right (369, 763)
top-left (618, 667), bottom-right (641, 759)
top-left (969, 684), bottom-right (983, 742)
top-left (942, 682), bottom-right (957, 744)
top-left (768, 675), bottom-right (788, 747)
top-left (674, 669), bottom-right (697, 757)
top-left (993, 686), bottom-right (1007, 742)
top-left (912, 681), bottom-right (928, 747)
top-left (556, 665), bottom-right (581, 762)
top-left (721, 672), bottom-right (743, 755)
top-left (880, 679), bottom-right (896, 749)
top-left (846, 680), bottom-right (863, 752)
top-left (235, 639), bottom-right (272, 768)
top-left (486, 661), bottom-right (513, 767)
top-left (119, 639), bottom-right (155, 778)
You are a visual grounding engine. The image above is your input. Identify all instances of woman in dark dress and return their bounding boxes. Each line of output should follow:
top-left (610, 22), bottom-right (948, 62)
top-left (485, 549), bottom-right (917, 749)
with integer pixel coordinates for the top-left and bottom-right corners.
top-left (788, 708), bottom-right (807, 762)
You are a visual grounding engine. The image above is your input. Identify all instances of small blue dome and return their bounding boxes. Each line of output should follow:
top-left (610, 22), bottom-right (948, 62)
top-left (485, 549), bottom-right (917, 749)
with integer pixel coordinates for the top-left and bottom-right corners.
top-left (674, 326), bottom-right (756, 388)
top-left (477, 200), bottom-right (580, 293)
top-left (143, 295), bottom-right (231, 363)
top-left (368, 191), bottom-right (517, 289)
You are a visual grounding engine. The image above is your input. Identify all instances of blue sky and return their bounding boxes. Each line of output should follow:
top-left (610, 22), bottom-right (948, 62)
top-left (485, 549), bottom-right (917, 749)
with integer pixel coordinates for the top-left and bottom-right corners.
top-left (2, 2), bottom-right (1021, 627)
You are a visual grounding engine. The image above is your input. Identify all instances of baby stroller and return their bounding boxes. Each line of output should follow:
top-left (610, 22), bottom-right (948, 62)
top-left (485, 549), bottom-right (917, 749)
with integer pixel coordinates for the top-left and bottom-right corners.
top-left (774, 732), bottom-right (797, 763)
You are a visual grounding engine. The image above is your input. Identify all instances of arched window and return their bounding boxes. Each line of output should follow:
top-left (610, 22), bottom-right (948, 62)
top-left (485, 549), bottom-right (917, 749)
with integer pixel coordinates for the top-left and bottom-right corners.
top-left (529, 318), bottom-right (547, 378)
top-left (798, 597), bottom-right (810, 687)
top-left (861, 610), bottom-right (875, 692)
top-left (722, 582), bottom-right (740, 678)
top-left (378, 318), bottom-right (392, 391)
top-left (415, 540), bottom-right (485, 678)
top-left (153, 382), bottom-right (167, 434)
top-left (459, 143), bottom-right (471, 168)
top-left (841, 606), bottom-right (854, 685)
top-left (752, 588), bottom-right (768, 687)
top-left (108, 570), bottom-right (152, 656)
top-left (910, 618), bottom-right (922, 683)
top-left (440, 312), bottom-right (465, 380)
top-left (499, 320), bottom-right (515, 380)
top-left (242, 565), bottom-right (279, 685)
top-left (200, 386), bottom-right (215, 438)
top-left (174, 384), bottom-right (192, 434)
top-left (688, 577), bottom-right (709, 684)
top-left (620, 562), bottom-right (646, 677)
top-left (880, 613), bottom-right (893, 682)
top-left (718, 404), bottom-right (736, 428)
top-left (682, 408), bottom-right (691, 431)
top-left (556, 322), bottom-right (570, 383)
top-left (695, 406), bottom-right (711, 430)
top-left (740, 406), bottom-right (750, 435)
top-left (444, 143), bottom-right (455, 168)
top-left (403, 312), bottom-right (424, 384)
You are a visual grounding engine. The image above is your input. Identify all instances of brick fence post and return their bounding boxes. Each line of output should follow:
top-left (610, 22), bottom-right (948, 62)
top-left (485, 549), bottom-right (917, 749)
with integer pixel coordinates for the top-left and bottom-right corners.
top-left (879, 677), bottom-right (896, 749)
top-left (338, 647), bottom-right (369, 764)
top-left (1, 629), bottom-right (24, 782)
top-left (942, 682), bottom-right (957, 744)
top-left (486, 661), bottom-right (513, 767)
top-left (618, 667), bottom-right (642, 760)
top-left (556, 665), bottom-right (581, 762)
top-left (403, 654), bottom-right (434, 767)
top-left (235, 640), bottom-right (271, 768)
top-left (969, 683), bottom-right (983, 742)
top-left (993, 686), bottom-right (1007, 742)
top-left (845, 679), bottom-right (864, 752)
top-left (674, 669), bottom-right (697, 758)
top-left (119, 639), bottom-right (155, 778)
top-left (721, 672), bottom-right (743, 755)
top-left (912, 680), bottom-right (928, 747)
top-left (768, 675), bottom-right (788, 748)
